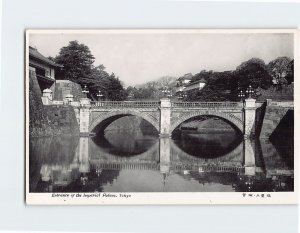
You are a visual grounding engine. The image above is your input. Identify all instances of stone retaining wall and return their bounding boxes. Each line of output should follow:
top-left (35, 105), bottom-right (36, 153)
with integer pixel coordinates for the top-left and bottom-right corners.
top-left (259, 106), bottom-right (292, 139)
top-left (29, 71), bottom-right (79, 137)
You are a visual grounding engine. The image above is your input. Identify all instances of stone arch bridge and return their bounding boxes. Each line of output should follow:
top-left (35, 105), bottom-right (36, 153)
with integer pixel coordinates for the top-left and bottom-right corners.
top-left (76, 97), bottom-right (258, 138)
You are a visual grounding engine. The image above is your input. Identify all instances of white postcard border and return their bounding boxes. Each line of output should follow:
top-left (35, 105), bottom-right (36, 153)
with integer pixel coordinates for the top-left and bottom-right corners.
top-left (25, 29), bottom-right (299, 205)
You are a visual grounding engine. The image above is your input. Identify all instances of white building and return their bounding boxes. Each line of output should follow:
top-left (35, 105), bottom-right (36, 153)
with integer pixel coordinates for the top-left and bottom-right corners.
top-left (175, 73), bottom-right (206, 95)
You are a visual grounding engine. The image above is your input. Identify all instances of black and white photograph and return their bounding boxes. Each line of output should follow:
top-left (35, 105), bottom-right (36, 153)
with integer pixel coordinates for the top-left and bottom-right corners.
top-left (26, 29), bottom-right (297, 204)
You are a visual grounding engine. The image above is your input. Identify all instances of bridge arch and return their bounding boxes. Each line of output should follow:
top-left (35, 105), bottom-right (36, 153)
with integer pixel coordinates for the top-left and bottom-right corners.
top-left (170, 110), bottom-right (244, 134)
top-left (90, 109), bottom-right (160, 134)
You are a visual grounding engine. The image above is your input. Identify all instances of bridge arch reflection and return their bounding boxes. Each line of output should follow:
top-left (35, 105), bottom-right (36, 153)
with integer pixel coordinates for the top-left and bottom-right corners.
top-left (36, 136), bottom-right (258, 183)
top-left (29, 135), bottom-right (294, 192)
top-left (87, 136), bottom-right (255, 175)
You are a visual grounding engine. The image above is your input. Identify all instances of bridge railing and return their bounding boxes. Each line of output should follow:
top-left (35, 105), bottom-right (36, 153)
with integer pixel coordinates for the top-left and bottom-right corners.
top-left (91, 101), bottom-right (160, 108)
top-left (171, 101), bottom-right (243, 109)
top-left (267, 101), bottom-right (294, 108)
top-left (91, 101), bottom-right (243, 108)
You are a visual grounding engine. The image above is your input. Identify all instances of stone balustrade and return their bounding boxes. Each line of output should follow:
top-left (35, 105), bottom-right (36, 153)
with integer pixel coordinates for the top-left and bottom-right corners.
top-left (90, 101), bottom-right (243, 109)
top-left (90, 101), bottom-right (160, 108)
top-left (171, 101), bottom-right (243, 109)
top-left (267, 101), bottom-right (294, 108)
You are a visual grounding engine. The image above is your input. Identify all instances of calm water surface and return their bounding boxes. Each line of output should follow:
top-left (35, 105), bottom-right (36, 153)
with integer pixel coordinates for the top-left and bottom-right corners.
top-left (29, 128), bottom-right (294, 192)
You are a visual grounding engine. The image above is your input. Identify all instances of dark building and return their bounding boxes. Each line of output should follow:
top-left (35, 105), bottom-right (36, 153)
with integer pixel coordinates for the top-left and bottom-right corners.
top-left (29, 46), bottom-right (63, 92)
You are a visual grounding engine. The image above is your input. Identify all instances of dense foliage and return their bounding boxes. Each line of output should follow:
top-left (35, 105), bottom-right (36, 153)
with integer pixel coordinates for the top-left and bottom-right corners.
top-left (55, 41), bottom-right (95, 83)
top-left (183, 57), bottom-right (293, 101)
top-left (267, 57), bottom-right (292, 86)
top-left (186, 71), bottom-right (235, 101)
top-left (54, 41), bottom-right (126, 100)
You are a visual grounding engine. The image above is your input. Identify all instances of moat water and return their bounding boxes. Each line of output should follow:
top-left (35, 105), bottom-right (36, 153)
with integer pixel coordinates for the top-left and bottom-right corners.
top-left (29, 127), bottom-right (294, 193)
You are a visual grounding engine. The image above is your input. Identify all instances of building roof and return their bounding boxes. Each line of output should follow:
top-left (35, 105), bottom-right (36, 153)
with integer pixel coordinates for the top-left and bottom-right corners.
top-left (185, 78), bottom-right (207, 87)
top-left (29, 46), bottom-right (63, 68)
top-left (177, 73), bottom-right (193, 81)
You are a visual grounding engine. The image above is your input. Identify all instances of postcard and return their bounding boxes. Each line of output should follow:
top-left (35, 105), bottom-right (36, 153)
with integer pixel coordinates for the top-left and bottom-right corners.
top-left (25, 29), bottom-right (298, 204)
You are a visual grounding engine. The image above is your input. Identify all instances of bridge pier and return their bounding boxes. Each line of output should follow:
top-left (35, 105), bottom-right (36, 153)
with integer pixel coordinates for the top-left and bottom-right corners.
top-left (159, 137), bottom-right (171, 187)
top-left (244, 139), bottom-right (256, 176)
top-left (159, 137), bottom-right (171, 173)
top-left (79, 98), bottom-right (91, 136)
top-left (78, 137), bottom-right (90, 174)
top-left (159, 98), bottom-right (171, 137)
top-left (244, 98), bottom-right (256, 138)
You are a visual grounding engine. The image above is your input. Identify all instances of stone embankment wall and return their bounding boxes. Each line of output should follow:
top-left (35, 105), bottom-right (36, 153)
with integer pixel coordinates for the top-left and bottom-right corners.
top-left (259, 105), bottom-right (293, 139)
top-left (29, 71), bottom-right (79, 137)
top-left (53, 80), bottom-right (86, 101)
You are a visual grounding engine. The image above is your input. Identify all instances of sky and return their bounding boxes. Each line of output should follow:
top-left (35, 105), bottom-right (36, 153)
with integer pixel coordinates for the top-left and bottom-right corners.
top-left (29, 31), bottom-right (294, 86)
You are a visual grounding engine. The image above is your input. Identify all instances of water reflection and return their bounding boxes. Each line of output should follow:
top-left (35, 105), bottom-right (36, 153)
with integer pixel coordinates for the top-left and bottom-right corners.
top-left (29, 131), bottom-right (294, 192)
top-left (172, 131), bottom-right (242, 158)
top-left (91, 129), bottom-right (157, 156)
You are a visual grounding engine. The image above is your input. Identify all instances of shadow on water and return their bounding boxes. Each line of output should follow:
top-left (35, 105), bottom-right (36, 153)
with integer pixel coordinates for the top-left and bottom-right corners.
top-left (172, 131), bottom-right (243, 159)
top-left (91, 129), bottom-right (158, 157)
top-left (270, 109), bottom-right (294, 168)
top-left (29, 136), bottom-right (79, 192)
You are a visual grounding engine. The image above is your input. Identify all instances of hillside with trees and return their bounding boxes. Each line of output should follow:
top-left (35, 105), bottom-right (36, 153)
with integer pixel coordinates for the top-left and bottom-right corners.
top-left (184, 57), bottom-right (294, 101)
top-left (126, 76), bottom-right (177, 100)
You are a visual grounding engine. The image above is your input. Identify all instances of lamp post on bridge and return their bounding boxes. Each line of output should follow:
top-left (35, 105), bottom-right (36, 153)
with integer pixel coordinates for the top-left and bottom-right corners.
top-left (160, 86), bottom-right (172, 137)
top-left (80, 85), bottom-right (91, 136)
top-left (238, 90), bottom-right (245, 102)
top-left (178, 91), bottom-right (187, 101)
top-left (162, 86), bottom-right (172, 99)
top-left (96, 90), bottom-right (103, 101)
top-left (243, 84), bottom-right (256, 139)
top-left (246, 85), bottom-right (255, 99)
top-left (82, 85), bottom-right (89, 96)
top-left (128, 91), bottom-right (135, 100)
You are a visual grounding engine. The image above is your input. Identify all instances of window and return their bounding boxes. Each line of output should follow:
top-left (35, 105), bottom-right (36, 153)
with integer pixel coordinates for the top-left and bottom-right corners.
top-left (45, 69), bottom-right (50, 77)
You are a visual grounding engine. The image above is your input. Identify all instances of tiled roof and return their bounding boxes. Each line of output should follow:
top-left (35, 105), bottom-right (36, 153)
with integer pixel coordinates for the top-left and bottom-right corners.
top-left (29, 46), bottom-right (63, 68)
top-left (177, 73), bottom-right (193, 81)
top-left (186, 78), bottom-right (207, 86)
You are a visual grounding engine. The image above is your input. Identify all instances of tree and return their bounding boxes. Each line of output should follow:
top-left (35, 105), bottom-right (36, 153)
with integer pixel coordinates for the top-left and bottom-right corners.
top-left (55, 40), bottom-right (95, 84)
top-left (54, 41), bottom-right (127, 100)
top-left (267, 57), bottom-right (291, 87)
top-left (47, 56), bottom-right (55, 62)
top-left (186, 58), bottom-right (273, 101)
top-left (80, 66), bottom-right (126, 100)
top-left (284, 59), bottom-right (294, 84)
top-left (234, 58), bottom-right (272, 91)
top-left (190, 70), bottom-right (213, 83)
top-left (105, 73), bottom-right (127, 100)
top-left (186, 71), bottom-right (234, 101)
top-left (127, 76), bottom-right (177, 100)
